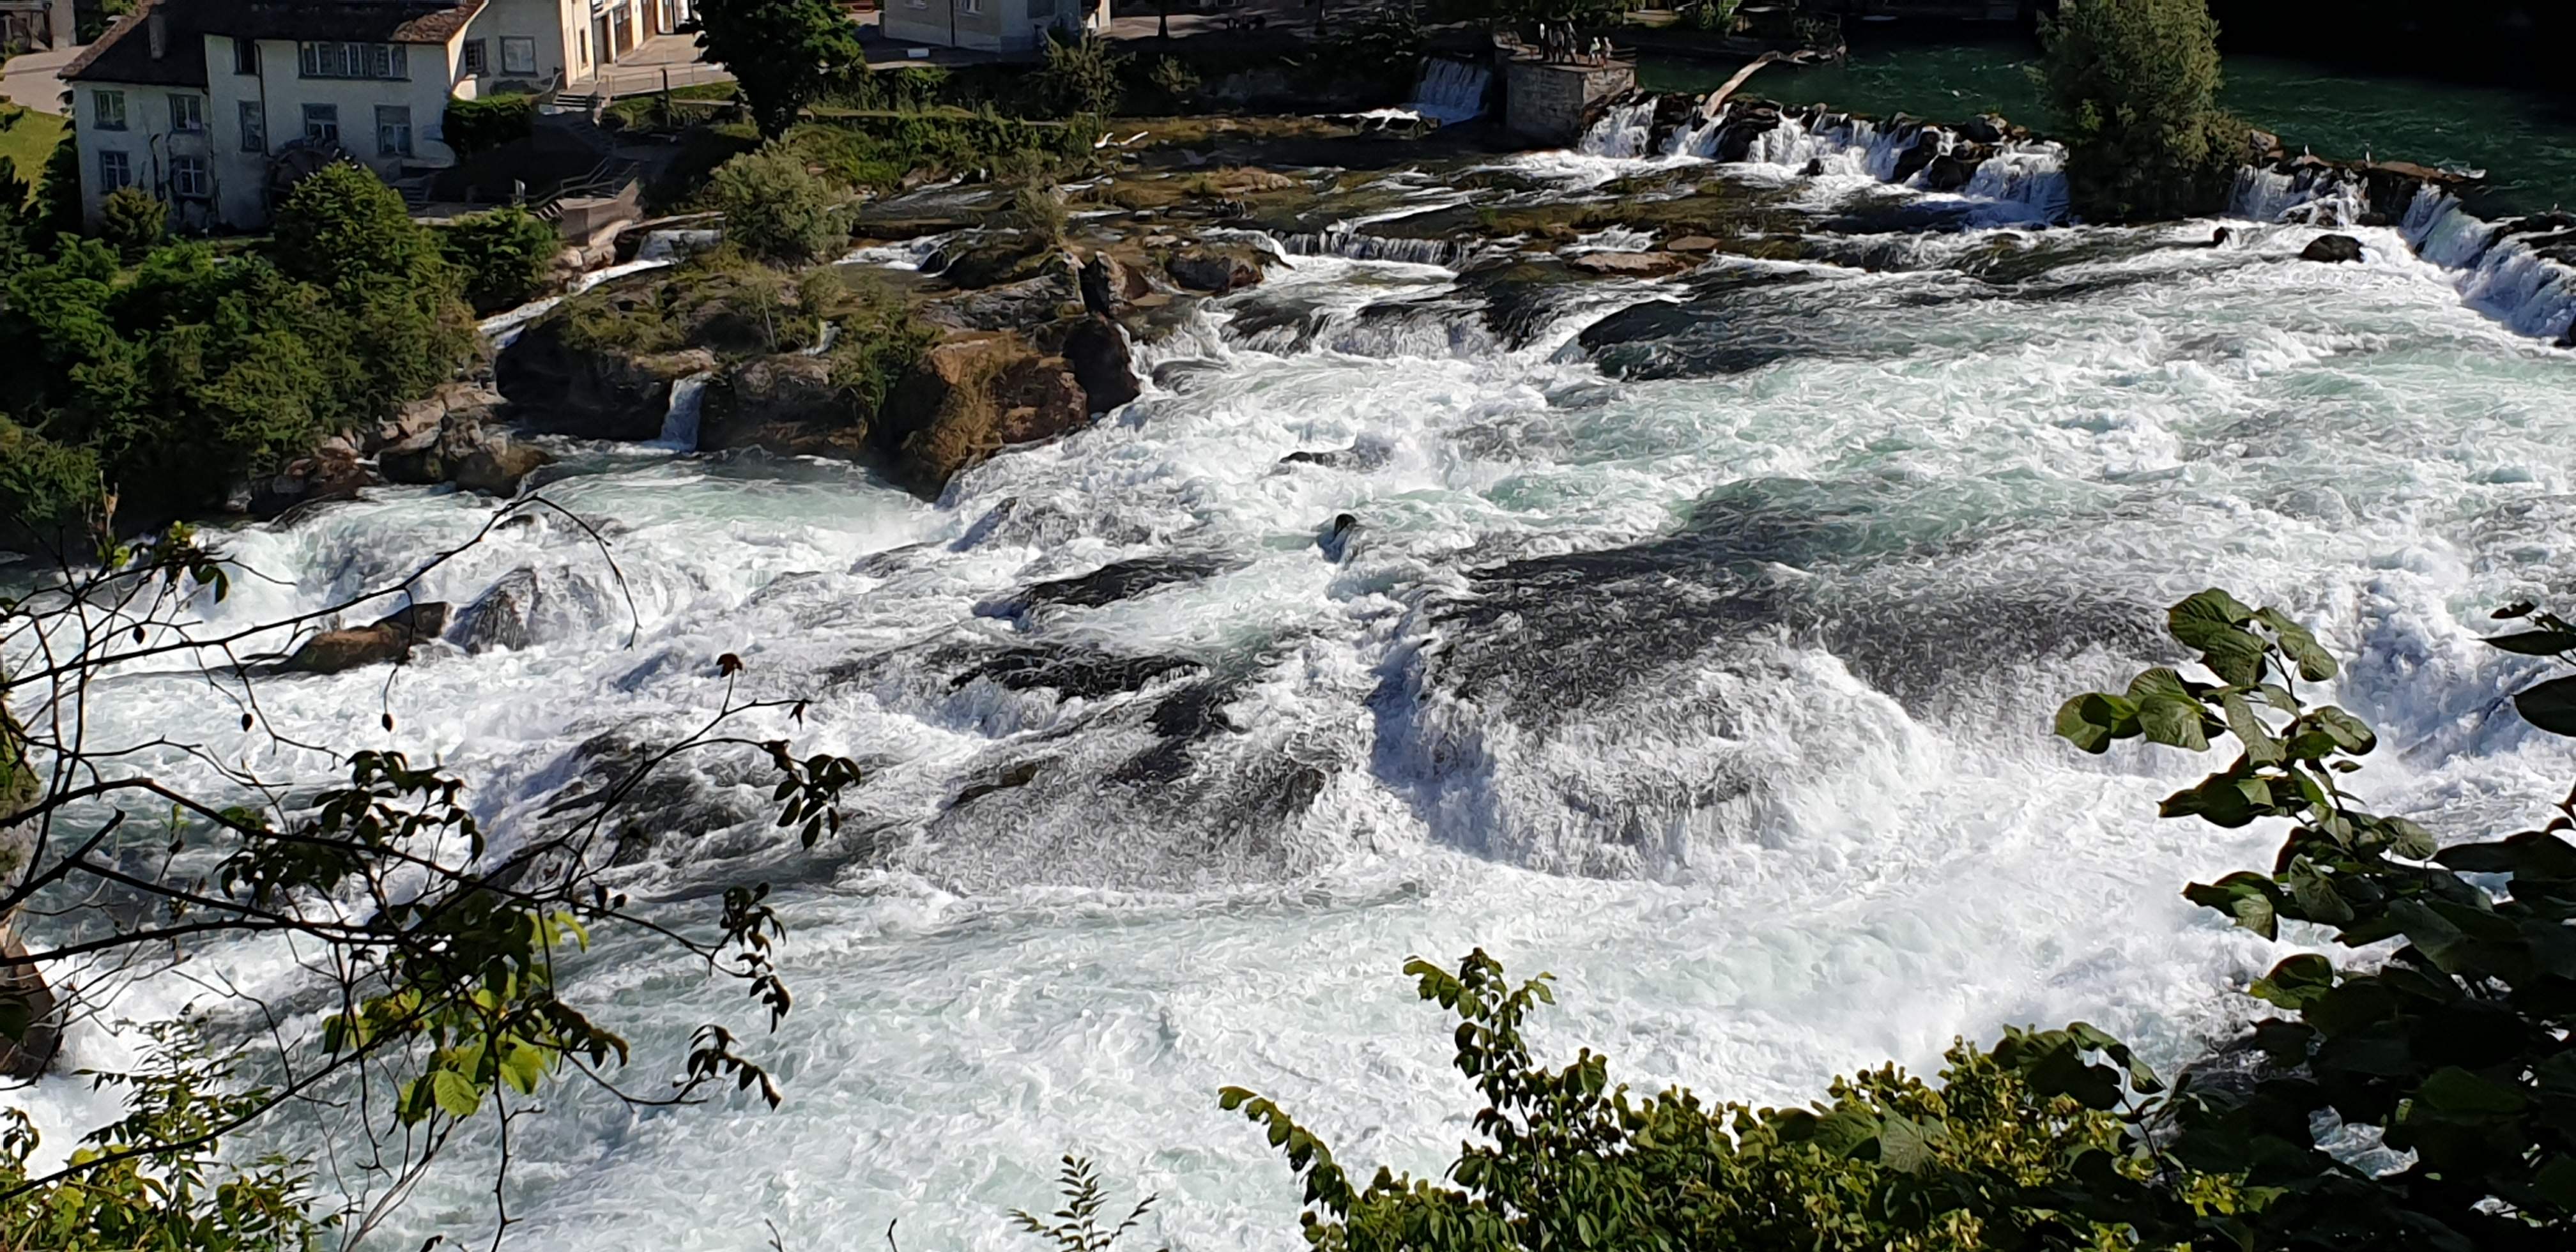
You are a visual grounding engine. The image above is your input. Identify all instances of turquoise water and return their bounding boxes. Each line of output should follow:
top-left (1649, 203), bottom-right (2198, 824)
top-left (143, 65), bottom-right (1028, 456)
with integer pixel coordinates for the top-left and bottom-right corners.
top-left (1641, 36), bottom-right (2576, 215)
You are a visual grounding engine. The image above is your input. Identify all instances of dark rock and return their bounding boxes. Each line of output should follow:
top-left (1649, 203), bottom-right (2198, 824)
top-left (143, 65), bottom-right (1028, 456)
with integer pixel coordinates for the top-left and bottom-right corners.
top-left (2300, 234), bottom-right (2365, 264)
top-left (1165, 246), bottom-right (1268, 294)
top-left (1061, 316), bottom-right (1139, 415)
top-left (2211, 226), bottom-right (2233, 247)
top-left (1960, 114), bottom-right (2008, 146)
top-left (287, 602), bottom-right (450, 673)
top-left (1892, 128), bottom-right (1943, 185)
top-left (2557, 319), bottom-right (2575, 350)
top-left (1800, 157), bottom-right (1825, 177)
top-left (920, 271), bottom-right (1082, 334)
top-left (1078, 254), bottom-right (1119, 317)
top-left (498, 313), bottom-right (717, 441)
top-left (1920, 152), bottom-right (1977, 193)
top-left (701, 354), bottom-right (868, 458)
top-left (250, 448), bottom-right (376, 519)
top-left (2357, 211), bottom-right (2391, 228)
top-left (457, 567), bottom-right (542, 653)
top-left (1567, 250), bottom-right (1694, 278)
top-left (933, 233), bottom-right (1058, 290)
top-left (0, 928), bottom-right (61, 1080)
top-left (379, 414), bottom-right (555, 496)
top-left (989, 554), bottom-right (1233, 618)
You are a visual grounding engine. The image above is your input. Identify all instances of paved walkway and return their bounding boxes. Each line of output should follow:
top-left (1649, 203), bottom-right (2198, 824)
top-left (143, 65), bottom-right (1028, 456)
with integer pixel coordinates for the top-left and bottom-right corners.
top-left (0, 45), bottom-right (80, 114)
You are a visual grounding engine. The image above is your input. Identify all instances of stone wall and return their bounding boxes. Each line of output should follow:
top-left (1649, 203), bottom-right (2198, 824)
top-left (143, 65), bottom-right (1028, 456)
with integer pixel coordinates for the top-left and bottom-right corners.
top-left (1503, 57), bottom-right (1637, 148)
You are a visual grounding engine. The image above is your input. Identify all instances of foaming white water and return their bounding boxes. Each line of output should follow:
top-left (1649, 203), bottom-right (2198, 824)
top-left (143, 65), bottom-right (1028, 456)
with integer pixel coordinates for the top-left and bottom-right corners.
top-left (654, 370), bottom-right (712, 451)
top-left (1577, 100), bottom-right (1659, 159)
top-left (2399, 187), bottom-right (2576, 341)
top-left (18, 190), bottom-right (2576, 1252)
top-left (2230, 165), bottom-right (2370, 226)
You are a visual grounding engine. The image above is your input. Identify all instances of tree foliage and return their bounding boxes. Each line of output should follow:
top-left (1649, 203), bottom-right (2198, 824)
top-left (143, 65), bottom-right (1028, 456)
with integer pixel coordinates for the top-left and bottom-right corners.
top-left (95, 186), bottom-right (167, 262)
top-left (706, 146), bottom-right (848, 265)
top-left (2034, 0), bottom-right (2246, 221)
top-left (692, 0), bottom-right (869, 137)
top-left (438, 205), bottom-right (563, 315)
top-left (440, 93), bottom-right (536, 157)
top-left (1035, 33), bottom-right (1128, 120)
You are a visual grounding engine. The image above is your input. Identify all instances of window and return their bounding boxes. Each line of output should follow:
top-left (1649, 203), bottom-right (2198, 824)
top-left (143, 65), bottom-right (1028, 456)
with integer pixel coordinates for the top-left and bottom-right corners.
top-left (960, 0), bottom-right (979, 11)
top-left (376, 105), bottom-right (411, 157)
top-left (574, 29), bottom-right (587, 66)
top-left (92, 89), bottom-right (126, 130)
top-left (234, 37), bottom-right (259, 75)
top-left (303, 103), bottom-right (339, 144)
top-left (297, 40), bottom-right (408, 79)
top-left (98, 149), bottom-right (130, 190)
top-left (500, 35), bottom-right (535, 73)
top-left (168, 93), bottom-right (203, 134)
top-left (170, 153), bottom-right (209, 199)
top-left (238, 101), bottom-right (265, 152)
top-left (462, 38), bottom-right (487, 75)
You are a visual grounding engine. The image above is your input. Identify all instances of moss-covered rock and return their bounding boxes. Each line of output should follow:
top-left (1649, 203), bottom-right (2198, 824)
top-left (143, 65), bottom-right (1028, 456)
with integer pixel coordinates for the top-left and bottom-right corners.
top-left (878, 333), bottom-right (1094, 492)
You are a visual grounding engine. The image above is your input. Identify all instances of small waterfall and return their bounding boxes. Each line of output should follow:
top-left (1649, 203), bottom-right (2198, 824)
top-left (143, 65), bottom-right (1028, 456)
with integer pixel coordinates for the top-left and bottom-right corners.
top-left (1722, 111), bottom-right (1916, 181)
top-left (2228, 166), bottom-right (2368, 226)
top-left (1273, 230), bottom-right (1464, 268)
top-left (657, 371), bottom-right (712, 451)
top-left (636, 228), bottom-right (724, 263)
top-left (2400, 186), bottom-right (2576, 342)
top-left (1960, 142), bottom-right (2071, 224)
top-left (1577, 100), bottom-right (1659, 158)
top-left (1405, 59), bottom-right (1492, 125)
top-left (479, 255), bottom-right (684, 347)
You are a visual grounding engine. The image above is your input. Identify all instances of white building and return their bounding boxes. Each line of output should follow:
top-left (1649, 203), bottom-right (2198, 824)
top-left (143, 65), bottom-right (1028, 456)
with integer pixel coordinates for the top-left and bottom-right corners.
top-left (881, 0), bottom-right (1109, 56)
top-left (63, 0), bottom-right (694, 231)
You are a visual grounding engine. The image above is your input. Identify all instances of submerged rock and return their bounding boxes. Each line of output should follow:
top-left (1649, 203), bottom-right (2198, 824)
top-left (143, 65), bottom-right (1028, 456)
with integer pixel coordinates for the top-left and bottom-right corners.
top-left (2301, 233), bottom-right (2365, 263)
top-left (287, 602), bottom-right (450, 673)
top-left (457, 568), bottom-right (542, 654)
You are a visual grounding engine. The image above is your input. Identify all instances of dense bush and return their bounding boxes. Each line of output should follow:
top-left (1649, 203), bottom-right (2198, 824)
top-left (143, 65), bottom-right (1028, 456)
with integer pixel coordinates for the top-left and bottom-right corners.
top-left (820, 273), bottom-right (937, 415)
top-left (438, 205), bottom-right (563, 314)
top-left (707, 146), bottom-right (848, 264)
top-left (693, 0), bottom-right (868, 137)
top-left (555, 248), bottom-right (826, 358)
top-left (2035, 0), bottom-right (2247, 221)
top-left (1035, 33), bottom-right (1127, 119)
top-left (440, 93), bottom-right (535, 156)
top-left (0, 164), bottom-right (471, 531)
top-left (95, 185), bottom-right (166, 261)
top-left (0, 416), bottom-right (100, 543)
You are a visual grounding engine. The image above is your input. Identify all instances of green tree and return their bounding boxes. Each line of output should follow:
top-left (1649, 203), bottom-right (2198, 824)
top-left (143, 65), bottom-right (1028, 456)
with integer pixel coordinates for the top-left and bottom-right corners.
top-left (95, 185), bottom-right (167, 262)
top-left (0, 417), bottom-right (100, 545)
top-left (35, 127), bottom-right (82, 240)
top-left (2034, 0), bottom-right (2246, 221)
top-left (693, 0), bottom-right (869, 137)
top-left (1035, 33), bottom-right (1126, 119)
top-left (707, 146), bottom-right (848, 264)
top-left (438, 205), bottom-right (564, 315)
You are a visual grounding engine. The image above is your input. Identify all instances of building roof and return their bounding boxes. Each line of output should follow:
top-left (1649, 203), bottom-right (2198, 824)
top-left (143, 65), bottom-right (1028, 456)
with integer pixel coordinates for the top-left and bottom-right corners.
top-left (65, 0), bottom-right (486, 86)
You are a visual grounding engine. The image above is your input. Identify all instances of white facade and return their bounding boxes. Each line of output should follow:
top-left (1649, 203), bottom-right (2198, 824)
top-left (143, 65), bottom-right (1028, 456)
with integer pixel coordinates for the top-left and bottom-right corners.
top-left (68, 0), bottom-right (693, 231)
top-left (881, 0), bottom-right (1108, 55)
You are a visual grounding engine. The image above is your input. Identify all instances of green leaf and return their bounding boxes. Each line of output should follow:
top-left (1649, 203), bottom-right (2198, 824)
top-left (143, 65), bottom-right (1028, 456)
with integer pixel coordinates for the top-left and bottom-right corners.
top-left (2256, 608), bottom-right (2339, 681)
top-left (2481, 630), bottom-right (2576, 656)
top-left (2513, 675), bottom-right (2576, 737)
top-left (2284, 857), bottom-right (2354, 925)
top-left (2054, 691), bottom-right (2138, 753)
top-left (2218, 691), bottom-right (2281, 764)
top-left (2435, 830), bottom-right (2576, 880)
top-left (2168, 589), bottom-right (2255, 649)
top-left (2137, 694), bottom-right (2209, 750)
top-left (2534, 1155), bottom-right (2576, 1210)
top-left (2250, 953), bottom-right (2336, 1009)
top-left (2381, 816), bottom-right (2436, 861)
top-left (2126, 666), bottom-right (2193, 704)
top-left (2308, 707), bottom-right (2379, 755)
top-left (2198, 627), bottom-right (2269, 688)
top-left (2184, 873), bottom-right (2280, 940)
top-left (431, 1069), bottom-right (482, 1118)
top-left (1878, 1113), bottom-right (1942, 1173)
top-left (2415, 1065), bottom-right (2526, 1116)
top-left (500, 1044), bottom-right (548, 1095)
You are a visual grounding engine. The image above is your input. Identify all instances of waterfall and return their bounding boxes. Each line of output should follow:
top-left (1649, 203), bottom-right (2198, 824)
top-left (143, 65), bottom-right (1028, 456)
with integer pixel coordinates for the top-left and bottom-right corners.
top-left (1405, 59), bottom-right (1492, 125)
top-left (1960, 142), bottom-right (2072, 224)
top-left (2399, 186), bottom-right (2576, 342)
top-left (1272, 229), bottom-right (1465, 268)
top-left (657, 370), bottom-right (711, 451)
top-left (479, 255), bottom-right (685, 346)
top-left (1577, 100), bottom-right (1659, 158)
top-left (2228, 166), bottom-right (2369, 226)
top-left (636, 228), bottom-right (724, 263)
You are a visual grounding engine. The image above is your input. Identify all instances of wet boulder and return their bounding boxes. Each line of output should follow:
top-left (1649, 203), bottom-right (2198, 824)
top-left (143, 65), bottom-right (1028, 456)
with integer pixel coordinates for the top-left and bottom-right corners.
top-left (249, 447), bottom-right (376, 519)
top-left (1892, 128), bottom-right (1945, 185)
top-left (379, 414), bottom-right (555, 497)
top-left (287, 602), bottom-right (450, 673)
top-left (2300, 233), bottom-right (2366, 264)
top-left (1567, 250), bottom-right (1696, 279)
top-left (497, 310), bottom-right (717, 441)
top-left (457, 567), bottom-right (542, 653)
top-left (879, 332), bottom-right (1094, 492)
top-left (1959, 114), bottom-right (2009, 146)
top-left (1163, 246), bottom-right (1268, 295)
top-left (920, 270), bottom-right (1084, 334)
top-left (1059, 316), bottom-right (1140, 415)
top-left (933, 232), bottom-right (1059, 290)
top-left (700, 354), bottom-right (870, 458)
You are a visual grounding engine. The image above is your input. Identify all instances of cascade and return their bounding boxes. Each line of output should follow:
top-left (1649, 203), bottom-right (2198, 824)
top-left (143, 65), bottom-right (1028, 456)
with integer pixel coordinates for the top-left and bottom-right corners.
top-left (2228, 166), bottom-right (2370, 226)
top-left (1577, 100), bottom-right (1659, 158)
top-left (2399, 186), bottom-right (2576, 341)
top-left (1271, 230), bottom-right (1464, 268)
top-left (656, 370), bottom-right (711, 451)
top-left (1405, 59), bottom-right (1492, 125)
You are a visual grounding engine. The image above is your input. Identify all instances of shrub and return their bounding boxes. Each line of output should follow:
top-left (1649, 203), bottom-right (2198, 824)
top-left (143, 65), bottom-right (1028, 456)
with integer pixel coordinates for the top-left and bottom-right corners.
top-left (1036, 33), bottom-right (1126, 119)
top-left (438, 205), bottom-right (562, 314)
top-left (440, 93), bottom-right (535, 156)
top-left (1146, 56), bottom-right (1200, 109)
top-left (2034, 0), bottom-right (2246, 221)
top-left (707, 146), bottom-right (847, 264)
top-left (820, 275), bottom-right (935, 415)
top-left (0, 415), bottom-right (101, 538)
top-left (271, 161), bottom-right (448, 289)
top-left (95, 185), bottom-right (167, 261)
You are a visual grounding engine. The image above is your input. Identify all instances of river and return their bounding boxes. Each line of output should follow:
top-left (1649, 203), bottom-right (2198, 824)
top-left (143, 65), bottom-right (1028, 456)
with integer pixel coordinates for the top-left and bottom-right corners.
top-left (13, 52), bottom-right (2576, 1252)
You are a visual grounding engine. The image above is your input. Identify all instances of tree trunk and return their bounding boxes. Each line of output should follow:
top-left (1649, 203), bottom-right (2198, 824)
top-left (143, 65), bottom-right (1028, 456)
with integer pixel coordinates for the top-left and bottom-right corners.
top-left (0, 696), bottom-right (60, 1081)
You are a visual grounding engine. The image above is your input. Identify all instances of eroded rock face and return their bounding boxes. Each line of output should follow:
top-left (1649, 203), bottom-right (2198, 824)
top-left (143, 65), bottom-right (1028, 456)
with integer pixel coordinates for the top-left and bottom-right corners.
top-left (1567, 250), bottom-right (1696, 278)
top-left (2301, 234), bottom-right (2366, 263)
top-left (1164, 246), bottom-right (1268, 294)
top-left (1061, 316), bottom-right (1140, 415)
top-left (701, 354), bottom-right (871, 459)
top-left (498, 316), bottom-right (717, 441)
top-left (879, 333), bottom-right (1094, 492)
top-left (287, 602), bottom-right (451, 673)
top-left (250, 448), bottom-right (376, 519)
top-left (379, 414), bottom-right (555, 497)
top-left (457, 568), bottom-right (542, 654)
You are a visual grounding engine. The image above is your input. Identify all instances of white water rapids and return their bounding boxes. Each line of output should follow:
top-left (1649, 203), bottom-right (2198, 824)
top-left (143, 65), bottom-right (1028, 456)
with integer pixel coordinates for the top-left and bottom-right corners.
top-left (13, 134), bottom-right (2576, 1252)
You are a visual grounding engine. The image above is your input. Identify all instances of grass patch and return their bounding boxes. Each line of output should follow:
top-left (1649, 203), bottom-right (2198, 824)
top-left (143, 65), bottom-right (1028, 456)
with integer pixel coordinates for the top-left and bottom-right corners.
top-left (0, 104), bottom-right (68, 202)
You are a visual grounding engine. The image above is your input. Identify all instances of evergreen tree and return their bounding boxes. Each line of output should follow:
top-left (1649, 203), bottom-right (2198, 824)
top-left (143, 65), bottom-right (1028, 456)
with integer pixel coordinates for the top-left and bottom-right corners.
top-left (693, 0), bottom-right (869, 138)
